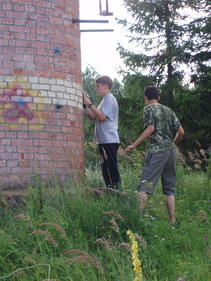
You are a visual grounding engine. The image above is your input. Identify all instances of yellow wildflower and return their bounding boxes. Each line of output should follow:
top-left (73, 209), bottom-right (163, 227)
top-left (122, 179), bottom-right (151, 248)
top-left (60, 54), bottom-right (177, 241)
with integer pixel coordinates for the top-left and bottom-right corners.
top-left (127, 230), bottom-right (143, 281)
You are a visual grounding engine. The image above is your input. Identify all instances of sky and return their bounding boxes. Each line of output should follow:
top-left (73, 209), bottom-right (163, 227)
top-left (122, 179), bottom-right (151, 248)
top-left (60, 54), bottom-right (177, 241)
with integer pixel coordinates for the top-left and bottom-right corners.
top-left (79, 0), bottom-right (129, 81)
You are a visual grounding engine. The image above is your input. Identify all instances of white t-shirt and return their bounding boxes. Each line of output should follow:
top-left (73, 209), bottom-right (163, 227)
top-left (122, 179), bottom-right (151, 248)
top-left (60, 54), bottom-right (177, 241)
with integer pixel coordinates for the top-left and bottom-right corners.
top-left (95, 93), bottom-right (120, 144)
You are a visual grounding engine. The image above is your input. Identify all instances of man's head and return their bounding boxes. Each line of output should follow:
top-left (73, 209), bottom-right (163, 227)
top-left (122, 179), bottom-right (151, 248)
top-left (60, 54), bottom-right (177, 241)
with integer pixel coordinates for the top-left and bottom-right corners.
top-left (96, 76), bottom-right (113, 96)
top-left (144, 86), bottom-right (160, 103)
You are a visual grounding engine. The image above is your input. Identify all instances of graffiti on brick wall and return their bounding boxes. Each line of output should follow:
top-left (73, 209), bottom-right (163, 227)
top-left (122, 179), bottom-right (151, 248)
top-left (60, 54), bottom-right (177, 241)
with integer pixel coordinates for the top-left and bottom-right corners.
top-left (0, 77), bottom-right (46, 130)
top-left (3, 86), bottom-right (34, 122)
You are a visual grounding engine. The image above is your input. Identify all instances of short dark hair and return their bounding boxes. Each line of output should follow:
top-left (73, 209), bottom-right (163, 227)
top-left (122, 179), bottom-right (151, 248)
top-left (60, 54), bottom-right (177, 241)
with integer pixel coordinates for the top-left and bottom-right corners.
top-left (96, 76), bottom-right (113, 90)
top-left (144, 85), bottom-right (160, 100)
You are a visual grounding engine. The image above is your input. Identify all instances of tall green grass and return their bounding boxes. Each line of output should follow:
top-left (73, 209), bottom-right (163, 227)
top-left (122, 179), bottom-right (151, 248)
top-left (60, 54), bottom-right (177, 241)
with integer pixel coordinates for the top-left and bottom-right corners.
top-left (0, 153), bottom-right (210, 281)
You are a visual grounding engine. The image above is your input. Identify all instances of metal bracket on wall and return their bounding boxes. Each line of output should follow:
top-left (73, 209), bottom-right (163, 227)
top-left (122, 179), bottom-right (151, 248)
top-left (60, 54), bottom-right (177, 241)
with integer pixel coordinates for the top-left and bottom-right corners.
top-left (99, 0), bottom-right (113, 16)
top-left (80, 29), bottom-right (114, 32)
top-left (72, 19), bottom-right (114, 33)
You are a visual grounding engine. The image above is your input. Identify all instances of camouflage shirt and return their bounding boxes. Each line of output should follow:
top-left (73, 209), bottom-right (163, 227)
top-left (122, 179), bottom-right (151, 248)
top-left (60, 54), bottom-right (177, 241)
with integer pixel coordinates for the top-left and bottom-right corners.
top-left (143, 103), bottom-right (181, 152)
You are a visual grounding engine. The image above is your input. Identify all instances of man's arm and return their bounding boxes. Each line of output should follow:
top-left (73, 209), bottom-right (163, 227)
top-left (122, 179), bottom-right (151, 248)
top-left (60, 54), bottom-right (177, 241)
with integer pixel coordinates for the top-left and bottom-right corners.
top-left (174, 126), bottom-right (185, 145)
top-left (88, 105), bottom-right (107, 121)
top-left (125, 125), bottom-right (155, 153)
top-left (84, 107), bottom-right (97, 120)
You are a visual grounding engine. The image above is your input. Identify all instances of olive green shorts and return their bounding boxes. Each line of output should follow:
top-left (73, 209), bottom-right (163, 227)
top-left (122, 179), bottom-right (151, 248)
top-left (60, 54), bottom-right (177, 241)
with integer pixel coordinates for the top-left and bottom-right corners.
top-left (138, 149), bottom-right (176, 195)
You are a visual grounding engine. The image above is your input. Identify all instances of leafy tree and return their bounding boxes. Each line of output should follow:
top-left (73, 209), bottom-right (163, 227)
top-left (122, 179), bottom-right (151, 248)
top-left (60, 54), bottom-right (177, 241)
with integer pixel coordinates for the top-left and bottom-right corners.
top-left (187, 0), bottom-right (211, 69)
top-left (118, 0), bottom-right (202, 106)
top-left (175, 0), bottom-right (211, 152)
top-left (112, 78), bottom-right (123, 96)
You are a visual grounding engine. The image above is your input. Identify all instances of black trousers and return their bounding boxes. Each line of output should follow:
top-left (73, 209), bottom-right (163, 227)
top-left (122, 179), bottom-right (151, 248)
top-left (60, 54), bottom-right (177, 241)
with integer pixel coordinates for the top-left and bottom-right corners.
top-left (98, 143), bottom-right (120, 188)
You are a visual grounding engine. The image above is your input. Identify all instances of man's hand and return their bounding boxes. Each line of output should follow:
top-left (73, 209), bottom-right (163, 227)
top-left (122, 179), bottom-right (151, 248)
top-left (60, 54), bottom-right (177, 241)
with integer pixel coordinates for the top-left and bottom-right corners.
top-left (83, 94), bottom-right (92, 105)
top-left (174, 126), bottom-right (185, 145)
top-left (82, 92), bottom-right (96, 120)
top-left (125, 144), bottom-right (136, 153)
top-left (125, 125), bottom-right (154, 153)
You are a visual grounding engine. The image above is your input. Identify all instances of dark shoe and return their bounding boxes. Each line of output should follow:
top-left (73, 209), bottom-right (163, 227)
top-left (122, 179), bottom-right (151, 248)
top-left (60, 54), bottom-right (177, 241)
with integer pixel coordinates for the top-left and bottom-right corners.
top-left (171, 221), bottom-right (180, 228)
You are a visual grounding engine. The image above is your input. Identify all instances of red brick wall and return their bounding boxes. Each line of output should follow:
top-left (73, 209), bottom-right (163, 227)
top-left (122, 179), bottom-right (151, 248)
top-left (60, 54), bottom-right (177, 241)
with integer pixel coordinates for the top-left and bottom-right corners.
top-left (0, 0), bottom-right (84, 189)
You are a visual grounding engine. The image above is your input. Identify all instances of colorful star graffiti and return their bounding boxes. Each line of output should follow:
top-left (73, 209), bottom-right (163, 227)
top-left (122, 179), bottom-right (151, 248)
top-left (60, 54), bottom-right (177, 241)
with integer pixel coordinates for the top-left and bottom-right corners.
top-left (0, 77), bottom-right (46, 130)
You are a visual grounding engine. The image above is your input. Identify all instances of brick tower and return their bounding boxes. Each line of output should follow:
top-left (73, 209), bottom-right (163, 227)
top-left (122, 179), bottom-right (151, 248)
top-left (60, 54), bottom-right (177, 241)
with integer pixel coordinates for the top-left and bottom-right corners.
top-left (0, 0), bottom-right (84, 189)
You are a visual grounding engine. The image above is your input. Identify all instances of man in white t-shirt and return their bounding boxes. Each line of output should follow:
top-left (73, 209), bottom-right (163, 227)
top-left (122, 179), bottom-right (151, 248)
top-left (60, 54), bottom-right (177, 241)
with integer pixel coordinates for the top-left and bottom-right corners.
top-left (83, 76), bottom-right (121, 188)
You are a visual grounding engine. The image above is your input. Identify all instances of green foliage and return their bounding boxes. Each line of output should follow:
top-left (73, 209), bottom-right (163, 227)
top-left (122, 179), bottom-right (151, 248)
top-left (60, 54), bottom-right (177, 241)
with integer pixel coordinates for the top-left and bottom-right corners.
top-left (82, 65), bottom-right (100, 104)
top-left (117, 73), bottom-right (153, 144)
top-left (118, 0), bottom-right (210, 109)
top-left (82, 66), bottom-right (100, 142)
top-left (173, 65), bottom-right (211, 151)
top-left (119, 0), bottom-right (200, 83)
top-left (207, 157), bottom-right (211, 185)
top-left (112, 78), bottom-right (123, 97)
top-left (187, 1), bottom-right (211, 65)
top-left (84, 141), bottom-right (99, 168)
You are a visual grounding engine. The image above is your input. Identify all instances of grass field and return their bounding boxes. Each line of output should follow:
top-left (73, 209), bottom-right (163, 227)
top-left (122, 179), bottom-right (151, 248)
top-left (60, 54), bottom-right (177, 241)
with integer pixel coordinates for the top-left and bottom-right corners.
top-left (0, 152), bottom-right (210, 281)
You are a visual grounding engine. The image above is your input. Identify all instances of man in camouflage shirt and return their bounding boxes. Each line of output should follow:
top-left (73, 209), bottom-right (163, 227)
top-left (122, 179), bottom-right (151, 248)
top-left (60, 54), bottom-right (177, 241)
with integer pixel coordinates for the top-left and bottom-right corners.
top-left (126, 86), bottom-right (184, 223)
